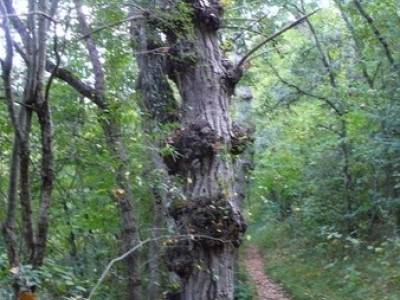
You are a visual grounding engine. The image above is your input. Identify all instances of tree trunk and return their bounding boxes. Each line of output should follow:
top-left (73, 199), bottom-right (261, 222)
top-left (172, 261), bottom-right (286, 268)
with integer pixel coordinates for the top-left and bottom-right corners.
top-left (0, 8), bottom-right (20, 267)
top-left (1, 139), bottom-right (20, 268)
top-left (18, 109), bottom-right (35, 261)
top-left (71, 1), bottom-right (142, 297)
top-left (233, 87), bottom-right (255, 208)
top-left (48, 59), bottom-right (143, 300)
top-left (33, 97), bottom-right (54, 267)
top-left (160, 2), bottom-right (247, 299)
top-left (101, 118), bottom-right (142, 300)
top-left (131, 8), bottom-right (180, 297)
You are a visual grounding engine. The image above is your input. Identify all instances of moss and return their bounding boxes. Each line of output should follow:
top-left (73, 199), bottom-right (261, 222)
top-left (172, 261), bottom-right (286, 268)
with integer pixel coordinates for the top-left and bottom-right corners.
top-left (156, 1), bottom-right (195, 38)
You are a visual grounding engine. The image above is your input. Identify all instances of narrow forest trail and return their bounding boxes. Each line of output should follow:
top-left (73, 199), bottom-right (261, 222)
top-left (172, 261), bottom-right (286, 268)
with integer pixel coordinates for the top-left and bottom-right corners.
top-left (244, 246), bottom-right (291, 300)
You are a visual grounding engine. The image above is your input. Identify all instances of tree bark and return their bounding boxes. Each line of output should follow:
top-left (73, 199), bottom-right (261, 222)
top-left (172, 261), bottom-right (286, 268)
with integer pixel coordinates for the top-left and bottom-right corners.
top-left (33, 97), bottom-right (54, 267)
top-left (32, 0), bottom-right (54, 267)
top-left (18, 109), bottom-right (35, 261)
top-left (159, 2), bottom-right (247, 299)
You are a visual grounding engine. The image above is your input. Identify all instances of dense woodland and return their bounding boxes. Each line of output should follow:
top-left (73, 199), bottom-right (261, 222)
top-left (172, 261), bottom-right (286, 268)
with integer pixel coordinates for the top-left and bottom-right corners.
top-left (0, 0), bottom-right (399, 299)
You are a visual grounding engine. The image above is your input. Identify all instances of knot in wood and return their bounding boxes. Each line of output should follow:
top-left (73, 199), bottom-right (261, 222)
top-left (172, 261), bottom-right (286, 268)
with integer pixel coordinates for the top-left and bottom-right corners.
top-left (162, 121), bottom-right (220, 174)
top-left (231, 122), bottom-right (254, 155)
top-left (165, 240), bottom-right (194, 277)
top-left (221, 60), bottom-right (243, 93)
top-left (190, 0), bottom-right (223, 31)
top-left (171, 195), bottom-right (246, 247)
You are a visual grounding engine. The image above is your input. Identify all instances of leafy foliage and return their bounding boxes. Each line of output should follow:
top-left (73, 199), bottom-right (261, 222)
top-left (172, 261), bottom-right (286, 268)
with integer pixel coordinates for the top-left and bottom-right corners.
top-left (1, 0), bottom-right (399, 298)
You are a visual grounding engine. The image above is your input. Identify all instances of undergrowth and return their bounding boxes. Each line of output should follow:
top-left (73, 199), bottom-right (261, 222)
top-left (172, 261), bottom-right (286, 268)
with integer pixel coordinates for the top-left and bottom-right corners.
top-left (250, 221), bottom-right (400, 300)
top-left (235, 248), bottom-right (257, 300)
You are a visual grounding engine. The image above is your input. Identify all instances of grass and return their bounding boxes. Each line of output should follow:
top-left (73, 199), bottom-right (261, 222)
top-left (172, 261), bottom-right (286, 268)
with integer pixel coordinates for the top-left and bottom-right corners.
top-left (250, 222), bottom-right (400, 300)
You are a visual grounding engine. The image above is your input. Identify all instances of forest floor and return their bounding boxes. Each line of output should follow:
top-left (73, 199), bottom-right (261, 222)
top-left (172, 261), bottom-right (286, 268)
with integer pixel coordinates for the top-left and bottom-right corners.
top-left (245, 245), bottom-right (291, 300)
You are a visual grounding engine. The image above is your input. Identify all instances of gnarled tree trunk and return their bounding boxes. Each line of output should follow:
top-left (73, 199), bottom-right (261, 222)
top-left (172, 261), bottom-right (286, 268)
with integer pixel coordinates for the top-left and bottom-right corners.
top-left (159, 2), bottom-right (247, 299)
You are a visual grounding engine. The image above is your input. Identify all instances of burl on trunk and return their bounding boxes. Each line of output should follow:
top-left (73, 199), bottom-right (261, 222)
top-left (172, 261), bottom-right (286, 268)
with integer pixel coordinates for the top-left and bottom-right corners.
top-left (159, 1), bottom-right (248, 299)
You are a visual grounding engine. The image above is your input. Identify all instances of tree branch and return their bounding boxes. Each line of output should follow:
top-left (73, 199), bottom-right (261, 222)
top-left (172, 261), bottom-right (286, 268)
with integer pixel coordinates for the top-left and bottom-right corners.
top-left (45, 61), bottom-right (106, 107)
top-left (76, 14), bottom-right (144, 41)
top-left (267, 61), bottom-right (343, 116)
top-left (334, 0), bottom-right (373, 88)
top-left (236, 9), bottom-right (320, 69)
top-left (3, 0), bottom-right (32, 53)
top-left (73, 0), bottom-right (105, 102)
top-left (353, 0), bottom-right (394, 66)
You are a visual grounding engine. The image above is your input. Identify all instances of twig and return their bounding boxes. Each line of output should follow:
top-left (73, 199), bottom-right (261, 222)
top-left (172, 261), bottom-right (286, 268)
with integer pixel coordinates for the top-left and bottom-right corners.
top-left (76, 14), bottom-right (143, 41)
top-left (236, 9), bottom-right (320, 69)
top-left (228, 12), bottom-right (270, 43)
top-left (222, 25), bottom-right (268, 37)
top-left (267, 61), bottom-right (343, 115)
top-left (87, 234), bottom-right (229, 300)
top-left (75, 2), bottom-right (174, 43)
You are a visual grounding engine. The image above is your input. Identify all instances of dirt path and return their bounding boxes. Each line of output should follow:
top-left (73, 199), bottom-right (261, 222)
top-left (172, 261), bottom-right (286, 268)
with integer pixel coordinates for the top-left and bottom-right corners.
top-left (244, 245), bottom-right (291, 300)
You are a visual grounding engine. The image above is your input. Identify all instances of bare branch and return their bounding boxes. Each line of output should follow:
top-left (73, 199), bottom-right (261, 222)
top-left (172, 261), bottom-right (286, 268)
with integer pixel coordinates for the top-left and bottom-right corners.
top-left (76, 14), bottom-right (144, 41)
top-left (236, 9), bottom-right (320, 69)
top-left (9, 5), bottom-right (90, 102)
top-left (87, 234), bottom-right (231, 300)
